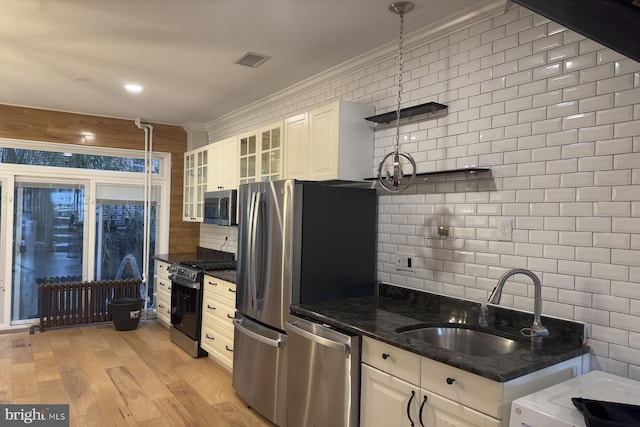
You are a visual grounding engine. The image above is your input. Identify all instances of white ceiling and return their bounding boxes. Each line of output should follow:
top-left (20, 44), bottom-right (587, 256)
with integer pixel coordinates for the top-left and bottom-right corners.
top-left (0, 0), bottom-right (482, 126)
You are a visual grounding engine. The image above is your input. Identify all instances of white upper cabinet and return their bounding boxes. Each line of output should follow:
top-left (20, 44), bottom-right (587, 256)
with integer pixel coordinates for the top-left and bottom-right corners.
top-left (239, 121), bottom-right (283, 185)
top-left (284, 100), bottom-right (375, 181)
top-left (183, 145), bottom-right (209, 222)
top-left (283, 113), bottom-right (309, 180)
top-left (209, 136), bottom-right (238, 191)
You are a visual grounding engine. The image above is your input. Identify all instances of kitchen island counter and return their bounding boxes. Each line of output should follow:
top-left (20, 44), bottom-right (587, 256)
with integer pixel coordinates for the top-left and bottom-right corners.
top-left (291, 283), bottom-right (590, 382)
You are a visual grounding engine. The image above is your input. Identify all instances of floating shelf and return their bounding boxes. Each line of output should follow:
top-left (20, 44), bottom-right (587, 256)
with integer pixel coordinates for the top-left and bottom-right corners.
top-left (365, 167), bottom-right (490, 181)
top-left (364, 102), bottom-right (448, 124)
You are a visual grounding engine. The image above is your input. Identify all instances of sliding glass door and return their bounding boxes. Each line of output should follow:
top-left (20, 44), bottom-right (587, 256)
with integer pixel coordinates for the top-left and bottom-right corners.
top-left (11, 182), bottom-right (86, 322)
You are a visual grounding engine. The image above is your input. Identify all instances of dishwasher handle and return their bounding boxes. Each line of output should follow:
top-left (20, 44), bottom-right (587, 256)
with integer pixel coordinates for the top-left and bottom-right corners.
top-left (285, 321), bottom-right (350, 352)
top-left (234, 319), bottom-right (285, 348)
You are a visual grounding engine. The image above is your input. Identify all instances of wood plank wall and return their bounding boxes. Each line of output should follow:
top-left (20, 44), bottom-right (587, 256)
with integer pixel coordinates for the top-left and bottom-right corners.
top-left (0, 104), bottom-right (200, 254)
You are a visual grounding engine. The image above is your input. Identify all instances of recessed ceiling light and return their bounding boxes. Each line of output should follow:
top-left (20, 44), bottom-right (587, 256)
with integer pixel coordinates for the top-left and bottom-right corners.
top-left (124, 84), bottom-right (143, 93)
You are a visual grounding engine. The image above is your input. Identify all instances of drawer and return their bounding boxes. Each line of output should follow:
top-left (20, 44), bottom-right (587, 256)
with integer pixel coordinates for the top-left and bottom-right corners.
top-left (156, 293), bottom-right (171, 326)
top-left (156, 277), bottom-right (172, 294)
top-left (362, 337), bottom-right (420, 386)
top-left (420, 356), bottom-right (502, 419)
top-left (201, 318), bottom-right (234, 358)
top-left (202, 294), bottom-right (235, 333)
top-left (156, 260), bottom-right (171, 277)
top-left (203, 275), bottom-right (236, 301)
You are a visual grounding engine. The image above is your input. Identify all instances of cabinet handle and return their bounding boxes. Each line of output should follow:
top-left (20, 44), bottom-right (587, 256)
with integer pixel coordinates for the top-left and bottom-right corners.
top-left (159, 282), bottom-right (166, 287)
top-left (381, 353), bottom-right (390, 360)
top-left (446, 377), bottom-right (455, 385)
top-left (228, 288), bottom-right (236, 293)
top-left (205, 334), bottom-right (215, 340)
top-left (158, 304), bottom-right (165, 308)
top-left (207, 305), bottom-right (216, 310)
top-left (419, 394), bottom-right (428, 427)
top-left (225, 345), bottom-right (233, 352)
top-left (209, 281), bottom-right (218, 286)
top-left (406, 390), bottom-right (416, 427)
top-left (226, 314), bottom-right (234, 319)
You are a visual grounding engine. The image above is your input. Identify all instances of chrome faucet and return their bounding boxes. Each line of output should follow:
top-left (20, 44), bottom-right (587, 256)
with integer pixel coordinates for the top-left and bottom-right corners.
top-left (488, 269), bottom-right (549, 343)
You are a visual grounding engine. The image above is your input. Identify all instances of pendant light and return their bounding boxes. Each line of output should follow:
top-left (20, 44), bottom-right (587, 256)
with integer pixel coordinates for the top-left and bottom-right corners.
top-left (378, 1), bottom-right (417, 193)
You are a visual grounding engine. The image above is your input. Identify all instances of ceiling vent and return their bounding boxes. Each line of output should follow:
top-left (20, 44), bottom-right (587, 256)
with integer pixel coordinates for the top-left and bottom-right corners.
top-left (234, 52), bottom-right (271, 68)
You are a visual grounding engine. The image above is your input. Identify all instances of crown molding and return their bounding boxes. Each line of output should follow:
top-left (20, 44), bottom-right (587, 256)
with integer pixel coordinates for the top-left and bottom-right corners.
top-left (205, 0), bottom-right (504, 131)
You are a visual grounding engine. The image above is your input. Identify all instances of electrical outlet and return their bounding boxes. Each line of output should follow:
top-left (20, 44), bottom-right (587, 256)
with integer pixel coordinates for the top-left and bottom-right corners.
top-left (395, 254), bottom-right (415, 272)
top-left (498, 219), bottom-right (512, 241)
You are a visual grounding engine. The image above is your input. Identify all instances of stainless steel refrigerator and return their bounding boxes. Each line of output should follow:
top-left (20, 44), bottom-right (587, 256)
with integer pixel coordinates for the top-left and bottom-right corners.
top-left (232, 179), bottom-right (376, 427)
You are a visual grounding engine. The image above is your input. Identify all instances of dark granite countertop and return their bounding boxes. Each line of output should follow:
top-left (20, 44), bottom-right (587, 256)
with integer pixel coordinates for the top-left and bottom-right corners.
top-left (291, 283), bottom-right (590, 383)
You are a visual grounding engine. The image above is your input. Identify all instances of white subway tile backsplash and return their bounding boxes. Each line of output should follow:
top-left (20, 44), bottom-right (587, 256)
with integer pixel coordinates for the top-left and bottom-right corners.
top-left (579, 64), bottom-right (616, 84)
top-left (594, 170), bottom-right (632, 186)
top-left (547, 129), bottom-right (578, 146)
top-left (559, 289), bottom-right (592, 307)
top-left (597, 106), bottom-right (634, 126)
top-left (615, 59), bottom-right (640, 76)
top-left (597, 74), bottom-right (635, 95)
top-left (582, 127), bottom-right (615, 146)
top-left (549, 72), bottom-right (579, 90)
top-left (592, 263), bottom-right (629, 281)
top-left (615, 120), bottom-right (640, 139)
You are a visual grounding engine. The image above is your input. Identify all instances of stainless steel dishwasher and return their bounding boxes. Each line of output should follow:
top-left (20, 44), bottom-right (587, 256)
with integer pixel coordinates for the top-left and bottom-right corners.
top-left (285, 314), bottom-right (360, 427)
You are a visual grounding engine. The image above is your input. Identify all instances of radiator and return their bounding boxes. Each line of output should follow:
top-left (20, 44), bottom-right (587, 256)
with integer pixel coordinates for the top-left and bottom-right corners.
top-left (38, 279), bottom-right (142, 332)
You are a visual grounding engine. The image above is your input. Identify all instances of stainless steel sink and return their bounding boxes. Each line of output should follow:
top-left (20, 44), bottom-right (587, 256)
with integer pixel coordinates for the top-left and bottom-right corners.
top-left (397, 325), bottom-right (521, 357)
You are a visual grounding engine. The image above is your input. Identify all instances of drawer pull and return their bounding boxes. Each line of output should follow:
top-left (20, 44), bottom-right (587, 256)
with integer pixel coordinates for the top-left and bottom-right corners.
top-left (207, 305), bottom-right (216, 310)
top-left (158, 304), bottom-right (165, 308)
top-left (228, 288), bottom-right (236, 293)
top-left (225, 345), bottom-right (233, 352)
top-left (446, 377), bottom-right (455, 385)
top-left (209, 281), bottom-right (218, 286)
top-left (381, 353), bottom-right (390, 360)
top-left (407, 390), bottom-right (416, 426)
top-left (159, 282), bottom-right (166, 287)
top-left (419, 395), bottom-right (428, 427)
top-left (205, 334), bottom-right (215, 340)
top-left (227, 314), bottom-right (234, 319)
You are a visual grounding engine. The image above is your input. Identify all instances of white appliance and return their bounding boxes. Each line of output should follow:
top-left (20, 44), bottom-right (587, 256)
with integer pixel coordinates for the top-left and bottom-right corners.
top-left (510, 370), bottom-right (640, 426)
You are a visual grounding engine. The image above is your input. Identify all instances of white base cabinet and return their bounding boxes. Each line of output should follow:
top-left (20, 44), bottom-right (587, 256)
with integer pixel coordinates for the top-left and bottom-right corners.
top-left (200, 275), bottom-right (236, 372)
top-left (360, 337), bottom-right (589, 427)
top-left (154, 260), bottom-right (172, 327)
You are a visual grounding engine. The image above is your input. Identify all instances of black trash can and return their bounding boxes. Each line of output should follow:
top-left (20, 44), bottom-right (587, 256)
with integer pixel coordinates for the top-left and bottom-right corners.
top-left (109, 298), bottom-right (144, 331)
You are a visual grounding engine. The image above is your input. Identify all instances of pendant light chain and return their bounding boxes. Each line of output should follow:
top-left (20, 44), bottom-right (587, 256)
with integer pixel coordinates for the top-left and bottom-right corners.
top-left (394, 10), bottom-right (405, 153)
top-left (378, 1), bottom-right (416, 193)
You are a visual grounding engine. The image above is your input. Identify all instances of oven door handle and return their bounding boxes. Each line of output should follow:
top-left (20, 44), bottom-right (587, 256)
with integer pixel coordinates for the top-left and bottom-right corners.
top-left (169, 275), bottom-right (201, 290)
top-left (233, 319), bottom-right (284, 348)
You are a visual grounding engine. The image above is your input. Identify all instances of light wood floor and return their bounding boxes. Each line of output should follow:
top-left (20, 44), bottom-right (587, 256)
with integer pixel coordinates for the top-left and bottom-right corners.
top-left (0, 320), bottom-right (273, 427)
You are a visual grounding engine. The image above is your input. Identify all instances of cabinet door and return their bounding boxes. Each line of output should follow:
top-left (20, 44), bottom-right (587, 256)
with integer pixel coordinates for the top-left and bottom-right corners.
top-left (239, 131), bottom-right (258, 186)
top-left (422, 391), bottom-right (500, 427)
top-left (308, 103), bottom-right (339, 181)
top-left (220, 136), bottom-right (238, 190)
top-left (183, 152), bottom-right (196, 220)
top-left (209, 136), bottom-right (239, 191)
top-left (259, 122), bottom-right (282, 182)
top-left (283, 113), bottom-right (308, 179)
top-left (361, 364), bottom-right (420, 427)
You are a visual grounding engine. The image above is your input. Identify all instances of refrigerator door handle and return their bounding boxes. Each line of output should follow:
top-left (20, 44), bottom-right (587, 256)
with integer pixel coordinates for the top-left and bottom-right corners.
top-left (285, 321), bottom-right (350, 352)
top-left (234, 319), bottom-right (284, 348)
top-left (247, 191), bottom-right (259, 310)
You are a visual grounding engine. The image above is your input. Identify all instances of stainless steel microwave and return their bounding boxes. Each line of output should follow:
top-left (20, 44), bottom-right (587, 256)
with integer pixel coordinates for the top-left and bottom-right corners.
top-left (204, 189), bottom-right (237, 226)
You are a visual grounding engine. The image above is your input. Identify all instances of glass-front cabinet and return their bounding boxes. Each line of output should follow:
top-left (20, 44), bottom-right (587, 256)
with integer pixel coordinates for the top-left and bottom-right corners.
top-left (183, 146), bottom-right (209, 221)
top-left (239, 121), bottom-right (282, 185)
